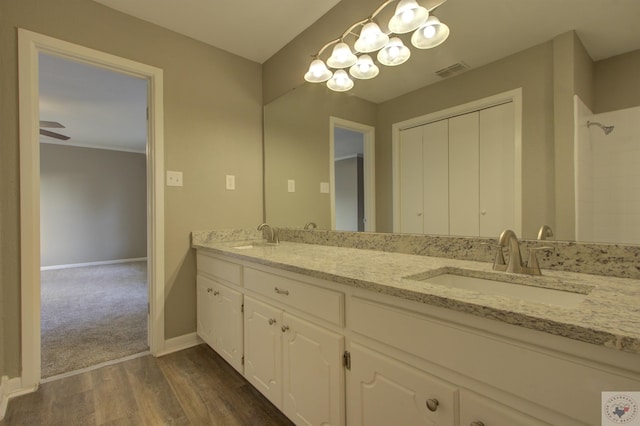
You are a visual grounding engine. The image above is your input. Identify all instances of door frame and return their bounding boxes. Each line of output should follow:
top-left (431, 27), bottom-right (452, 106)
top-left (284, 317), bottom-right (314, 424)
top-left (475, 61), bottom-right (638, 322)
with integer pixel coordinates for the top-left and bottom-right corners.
top-left (329, 117), bottom-right (376, 232)
top-left (18, 29), bottom-right (165, 388)
top-left (391, 88), bottom-right (523, 234)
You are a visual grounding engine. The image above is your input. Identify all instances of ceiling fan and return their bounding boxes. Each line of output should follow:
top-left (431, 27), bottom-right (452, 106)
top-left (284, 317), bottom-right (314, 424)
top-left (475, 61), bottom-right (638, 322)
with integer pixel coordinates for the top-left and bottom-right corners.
top-left (39, 120), bottom-right (70, 140)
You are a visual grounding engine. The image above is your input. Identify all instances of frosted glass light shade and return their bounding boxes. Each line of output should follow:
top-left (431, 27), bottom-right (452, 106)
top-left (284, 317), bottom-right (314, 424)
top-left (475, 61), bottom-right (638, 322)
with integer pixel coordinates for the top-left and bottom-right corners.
top-left (411, 16), bottom-right (450, 49)
top-left (304, 59), bottom-right (333, 83)
top-left (377, 37), bottom-right (411, 66)
top-left (326, 69), bottom-right (354, 91)
top-left (349, 55), bottom-right (379, 79)
top-left (326, 42), bottom-right (358, 68)
top-left (388, 0), bottom-right (429, 34)
top-left (354, 22), bottom-right (390, 53)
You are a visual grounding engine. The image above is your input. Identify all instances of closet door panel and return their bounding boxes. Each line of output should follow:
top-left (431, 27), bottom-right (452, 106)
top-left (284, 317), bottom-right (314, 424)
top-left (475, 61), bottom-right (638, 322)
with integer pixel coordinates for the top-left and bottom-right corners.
top-left (480, 102), bottom-right (516, 237)
top-left (422, 120), bottom-right (449, 235)
top-left (449, 112), bottom-right (480, 236)
top-left (399, 126), bottom-right (425, 234)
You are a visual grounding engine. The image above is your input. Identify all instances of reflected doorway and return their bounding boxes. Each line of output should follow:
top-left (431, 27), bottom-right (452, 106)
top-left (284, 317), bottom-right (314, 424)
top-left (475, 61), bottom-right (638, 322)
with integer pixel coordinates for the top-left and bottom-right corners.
top-left (330, 117), bottom-right (375, 232)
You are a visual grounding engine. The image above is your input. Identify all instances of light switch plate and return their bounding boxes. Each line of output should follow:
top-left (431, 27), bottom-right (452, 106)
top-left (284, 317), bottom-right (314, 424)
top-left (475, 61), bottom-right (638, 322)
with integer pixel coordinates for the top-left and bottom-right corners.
top-left (320, 182), bottom-right (330, 193)
top-left (226, 175), bottom-right (236, 190)
top-left (287, 179), bottom-right (295, 193)
top-left (166, 171), bottom-right (183, 187)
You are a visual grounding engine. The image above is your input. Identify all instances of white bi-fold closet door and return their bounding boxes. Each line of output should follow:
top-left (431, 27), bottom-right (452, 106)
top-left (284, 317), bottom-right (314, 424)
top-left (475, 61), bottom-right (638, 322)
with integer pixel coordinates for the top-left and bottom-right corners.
top-left (398, 101), bottom-right (515, 237)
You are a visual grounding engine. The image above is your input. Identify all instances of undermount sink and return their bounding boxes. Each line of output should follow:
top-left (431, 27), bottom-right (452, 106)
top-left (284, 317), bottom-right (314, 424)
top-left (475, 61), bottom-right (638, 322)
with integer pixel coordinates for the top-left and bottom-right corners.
top-left (231, 241), bottom-right (277, 250)
top-left (415, 273), bottom-right (588, 308)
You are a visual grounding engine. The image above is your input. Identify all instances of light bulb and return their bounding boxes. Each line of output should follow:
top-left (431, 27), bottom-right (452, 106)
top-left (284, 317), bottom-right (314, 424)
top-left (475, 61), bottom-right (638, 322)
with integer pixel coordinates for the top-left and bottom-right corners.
top-left (401, 9), bottom-right (415, 23)
top-left (422, 25), bottom-right (437, 39)
top-left (388, 45), bottom-right (400, 59)
top-left (359, 62), bottom-right (370, 73)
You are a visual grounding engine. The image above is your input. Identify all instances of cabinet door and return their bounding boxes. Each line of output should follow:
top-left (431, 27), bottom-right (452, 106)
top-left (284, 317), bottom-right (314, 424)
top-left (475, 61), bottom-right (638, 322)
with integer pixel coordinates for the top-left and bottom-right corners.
top-left (282, 313), bottom-right (345, 426)
top-left (399, 125), bottom-right (425, 234)
top-left (460, 390), bottom-right (547, 426)
top-left (449, 111), bottom-right (480, 236)
top-left (243, 296), bottom-right (283, 407)
top-left (211, 282), bottom-right (244, 374)
top-left (348, 342), bottom-right (458, 426)
top-left (196, 275), bottom-right (216, 348)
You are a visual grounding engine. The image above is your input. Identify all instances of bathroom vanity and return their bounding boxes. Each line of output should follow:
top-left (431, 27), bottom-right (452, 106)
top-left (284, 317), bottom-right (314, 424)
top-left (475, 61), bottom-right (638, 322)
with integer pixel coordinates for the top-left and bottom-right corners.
top-left (192, 232), bottom-right (640, 426)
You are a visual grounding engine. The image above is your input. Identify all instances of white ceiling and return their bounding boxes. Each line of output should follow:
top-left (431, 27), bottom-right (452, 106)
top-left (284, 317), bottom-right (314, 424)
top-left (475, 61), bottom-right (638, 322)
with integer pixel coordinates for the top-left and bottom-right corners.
top-left (39, 52), bottom-right (148, 152)
top-left (39, 0), bottom-right (640, 150)
top-left (92, 0), bottom-right (341, 64)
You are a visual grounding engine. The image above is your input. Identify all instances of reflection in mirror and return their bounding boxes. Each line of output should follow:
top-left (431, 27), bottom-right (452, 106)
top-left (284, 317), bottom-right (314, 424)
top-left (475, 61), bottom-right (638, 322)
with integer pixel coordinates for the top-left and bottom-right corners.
top-left (264, 4), bottom-right (640, 244)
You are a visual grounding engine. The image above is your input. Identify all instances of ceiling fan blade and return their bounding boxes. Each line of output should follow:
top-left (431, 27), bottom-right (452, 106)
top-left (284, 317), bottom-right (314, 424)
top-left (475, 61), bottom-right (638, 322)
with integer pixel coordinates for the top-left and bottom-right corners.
top-left (40, 129), bottom-right (70, 140)
top-left (39, 120), bottom-right (65, 129)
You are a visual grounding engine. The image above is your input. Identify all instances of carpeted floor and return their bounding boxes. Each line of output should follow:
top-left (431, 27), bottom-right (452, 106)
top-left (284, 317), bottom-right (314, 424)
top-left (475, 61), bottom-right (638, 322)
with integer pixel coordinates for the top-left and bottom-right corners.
top-left (40, 261), bottom-right (149, 378)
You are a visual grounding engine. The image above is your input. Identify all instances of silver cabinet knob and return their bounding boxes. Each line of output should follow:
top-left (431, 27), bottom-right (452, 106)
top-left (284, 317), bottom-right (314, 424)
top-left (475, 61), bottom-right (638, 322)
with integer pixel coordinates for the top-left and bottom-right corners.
top-left (206, 288), bottom-right (213, 293)
top-left (426, 398), bottom-right (439, 412)
top-left (213, 290), bottom-right (220, 296)
top-left (274, 287), bottom-right (290, 295)
top-left (281, 325), bottom-right (290, 332)
top-left (470, 422), bottom-right (485, 426)
top-left (268, 318), bottom-right (276, 325)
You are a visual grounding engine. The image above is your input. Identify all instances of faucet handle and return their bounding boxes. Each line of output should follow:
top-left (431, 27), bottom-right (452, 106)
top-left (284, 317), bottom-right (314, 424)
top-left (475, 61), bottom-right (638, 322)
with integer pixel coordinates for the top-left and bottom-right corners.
top-left (526, 246), bottom-right (554, 275)
top-left (481, 242), bottom-right (506, 270)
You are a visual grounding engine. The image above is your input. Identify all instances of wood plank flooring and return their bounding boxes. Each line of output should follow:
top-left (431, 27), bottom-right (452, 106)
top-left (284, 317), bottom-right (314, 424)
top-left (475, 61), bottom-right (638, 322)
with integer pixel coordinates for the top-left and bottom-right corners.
top-left (1, 345), bottom-right (294, 426)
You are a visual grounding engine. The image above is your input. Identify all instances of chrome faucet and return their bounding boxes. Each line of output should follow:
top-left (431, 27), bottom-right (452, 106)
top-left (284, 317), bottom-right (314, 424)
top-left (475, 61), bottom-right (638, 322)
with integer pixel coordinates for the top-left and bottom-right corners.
top-left (257, 223), bottom-right (279, 245)
top-left (304, 222), bottom-right (317, 230)
top-left (491, 229), bottom-right (553, 276)
top-left (498, 229), bottom-right (526, 274)
top-left (537, 225), bottom-right (554, 240)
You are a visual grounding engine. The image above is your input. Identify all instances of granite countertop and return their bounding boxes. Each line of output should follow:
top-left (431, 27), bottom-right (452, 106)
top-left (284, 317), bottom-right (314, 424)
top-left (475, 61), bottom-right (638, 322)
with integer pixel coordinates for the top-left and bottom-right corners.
top-left (193, 238), bottom-right (640, 355)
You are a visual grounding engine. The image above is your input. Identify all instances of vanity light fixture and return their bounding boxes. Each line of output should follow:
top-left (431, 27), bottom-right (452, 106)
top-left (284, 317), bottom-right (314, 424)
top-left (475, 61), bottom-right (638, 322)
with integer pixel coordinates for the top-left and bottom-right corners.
top-left (303, 0), bottom-right (450, 92)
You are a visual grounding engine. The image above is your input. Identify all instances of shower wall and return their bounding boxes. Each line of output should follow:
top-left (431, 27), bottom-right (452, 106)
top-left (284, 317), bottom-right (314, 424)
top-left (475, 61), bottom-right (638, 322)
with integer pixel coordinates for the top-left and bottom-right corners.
top-left (575, 96), bottom-right (640, 244)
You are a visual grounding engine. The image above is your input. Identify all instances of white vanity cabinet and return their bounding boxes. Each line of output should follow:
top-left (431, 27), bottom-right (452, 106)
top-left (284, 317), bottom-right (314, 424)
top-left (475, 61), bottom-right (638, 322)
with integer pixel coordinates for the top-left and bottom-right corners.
top-left (243, 267), bottom-right (346, 426)
top-left (196, 253), bottom-right (244, 373)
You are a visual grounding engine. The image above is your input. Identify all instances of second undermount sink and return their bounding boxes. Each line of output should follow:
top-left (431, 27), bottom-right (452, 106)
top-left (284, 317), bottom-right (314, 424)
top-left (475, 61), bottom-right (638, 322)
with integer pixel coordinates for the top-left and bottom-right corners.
top-left (231, 241), bottom-right (277, 250)
top-left (415, 272), bottom-right (589, 308)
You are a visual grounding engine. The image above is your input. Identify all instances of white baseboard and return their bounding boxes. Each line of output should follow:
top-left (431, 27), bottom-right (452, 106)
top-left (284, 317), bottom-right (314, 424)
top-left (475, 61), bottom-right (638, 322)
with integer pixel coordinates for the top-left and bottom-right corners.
top-left (156, 332), bottom-right (202, 357)
top-left (0, 376), bottom-right (37, 420)
top-left (41, 257), bottom-right (148, 271)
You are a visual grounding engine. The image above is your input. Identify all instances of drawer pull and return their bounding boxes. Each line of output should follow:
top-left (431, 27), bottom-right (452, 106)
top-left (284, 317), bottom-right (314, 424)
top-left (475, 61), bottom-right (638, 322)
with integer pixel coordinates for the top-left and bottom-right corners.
top-left (426, 398), bottom-right (439, 412)
top-left (206, 288), bottom-right (213, 293)
top-left (274, 287), bottom-right (290, 295)
top-left (268, 318), bottom-right (277, 325)
top-left (213, 291), bottom-right (220, 296)
top-left (470, 422), bottom-right (485, 426)
top-left (281, 325), bottom-right (290, 333)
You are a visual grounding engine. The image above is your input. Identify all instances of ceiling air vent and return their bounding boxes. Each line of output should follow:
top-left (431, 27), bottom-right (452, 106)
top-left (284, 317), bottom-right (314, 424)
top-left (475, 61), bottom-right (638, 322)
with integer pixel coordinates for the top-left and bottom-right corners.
top-left (435, 61), bottom-right (470, 78)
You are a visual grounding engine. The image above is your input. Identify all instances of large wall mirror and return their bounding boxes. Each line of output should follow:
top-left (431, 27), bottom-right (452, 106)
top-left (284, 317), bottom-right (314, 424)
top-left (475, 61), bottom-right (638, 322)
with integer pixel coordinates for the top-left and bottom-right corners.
top-left (264, 0), bottom-right (640, 245)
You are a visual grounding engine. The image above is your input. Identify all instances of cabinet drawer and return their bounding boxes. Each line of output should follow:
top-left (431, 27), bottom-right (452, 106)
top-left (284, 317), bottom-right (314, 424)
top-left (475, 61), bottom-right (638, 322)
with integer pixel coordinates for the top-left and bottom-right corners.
top-left (197, 252), bottom-right (242, 286)
top-left (460, 390), bottom-right (547, 426)
top-left (244, 268), bottom-right (344, 325)
top-left (349, 341), bottom-right (458, 426)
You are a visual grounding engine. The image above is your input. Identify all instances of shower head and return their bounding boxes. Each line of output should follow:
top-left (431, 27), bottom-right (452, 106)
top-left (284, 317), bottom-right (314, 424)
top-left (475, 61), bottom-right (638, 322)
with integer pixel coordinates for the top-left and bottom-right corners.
top-left (587, 120), bottom-right (614, 135)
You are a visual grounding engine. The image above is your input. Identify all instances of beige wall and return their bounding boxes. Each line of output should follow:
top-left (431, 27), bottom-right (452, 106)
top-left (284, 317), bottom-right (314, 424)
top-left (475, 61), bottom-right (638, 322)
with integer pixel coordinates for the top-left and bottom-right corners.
top-left (595, 49), bottom-right (640, 113)
top-left (264, 84), bottom-right (376, 228)
top-left (377, 42), bottom-right (556, 237)
top-left (40, 144), bottom-right (147, 267)
top-left (1, 0), bottom-right (263, 377)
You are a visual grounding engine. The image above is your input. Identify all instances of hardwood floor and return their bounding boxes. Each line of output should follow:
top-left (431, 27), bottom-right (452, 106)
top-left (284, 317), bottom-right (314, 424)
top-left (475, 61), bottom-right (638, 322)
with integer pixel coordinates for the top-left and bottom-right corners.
top-left (1, 345), bottom-right (294, 425)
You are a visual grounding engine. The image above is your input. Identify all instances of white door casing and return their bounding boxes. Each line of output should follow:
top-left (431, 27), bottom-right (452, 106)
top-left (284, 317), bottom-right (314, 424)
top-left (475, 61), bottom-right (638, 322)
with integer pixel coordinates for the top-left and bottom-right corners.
top-left (18, 29), bottom-right (165, 388)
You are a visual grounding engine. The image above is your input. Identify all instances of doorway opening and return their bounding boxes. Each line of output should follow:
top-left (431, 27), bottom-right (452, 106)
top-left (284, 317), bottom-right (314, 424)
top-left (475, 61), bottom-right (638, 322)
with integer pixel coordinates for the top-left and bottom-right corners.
top-left (19, 29), bottom-right (165, 388)
top-left (38, 52), bottom-right (149, 379)
top-left (329, 117), bottom-right (376, 232)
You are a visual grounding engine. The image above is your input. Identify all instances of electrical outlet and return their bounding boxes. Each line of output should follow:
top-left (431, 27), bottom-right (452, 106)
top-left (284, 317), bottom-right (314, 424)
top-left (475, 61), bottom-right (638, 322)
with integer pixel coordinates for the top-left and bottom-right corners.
top-left (226, 175), bottom-right (236, 190)
top-left (166, 171), bottom-right (183, 187)
top-left (287, 179), bottom-right (295, 193)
